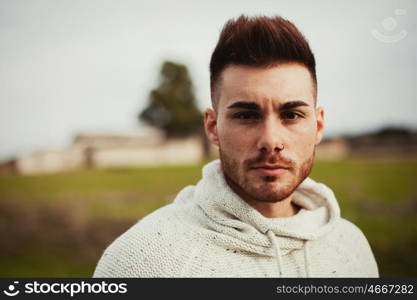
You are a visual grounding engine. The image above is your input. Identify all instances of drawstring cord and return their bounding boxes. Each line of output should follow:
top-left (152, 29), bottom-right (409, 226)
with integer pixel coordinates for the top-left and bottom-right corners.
top-left (267, 230), bottom-right (311, 278)
top-left (266, 230), bottom-right (284, 277)
top-left (304, 240), bottom-right (311, 278)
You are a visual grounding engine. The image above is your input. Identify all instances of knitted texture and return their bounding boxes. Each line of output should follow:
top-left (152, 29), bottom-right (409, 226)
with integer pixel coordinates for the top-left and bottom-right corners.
top-left (93, 160), bottom-right (379, 277)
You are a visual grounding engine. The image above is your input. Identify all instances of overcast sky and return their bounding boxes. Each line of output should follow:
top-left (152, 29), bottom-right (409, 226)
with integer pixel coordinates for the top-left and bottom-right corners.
top-left (1, 0), bottom-right (416, 160)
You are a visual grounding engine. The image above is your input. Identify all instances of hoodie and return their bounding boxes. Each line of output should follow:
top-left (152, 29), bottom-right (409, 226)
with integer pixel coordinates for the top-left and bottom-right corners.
top-left (93, 160), bottom-right (379, 277)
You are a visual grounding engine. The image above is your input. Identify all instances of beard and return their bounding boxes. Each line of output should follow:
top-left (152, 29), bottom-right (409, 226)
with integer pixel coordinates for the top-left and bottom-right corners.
top-left (220, 147), bottom-right (315, 203)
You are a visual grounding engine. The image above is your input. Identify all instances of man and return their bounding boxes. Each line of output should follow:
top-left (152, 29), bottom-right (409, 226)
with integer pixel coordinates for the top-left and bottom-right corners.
top-left (93, 15), bottom-right (379, 277)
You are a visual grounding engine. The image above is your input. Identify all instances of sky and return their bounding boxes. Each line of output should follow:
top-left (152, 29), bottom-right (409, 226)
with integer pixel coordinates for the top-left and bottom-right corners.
top-left (0, 0), bottom-right (416, 160)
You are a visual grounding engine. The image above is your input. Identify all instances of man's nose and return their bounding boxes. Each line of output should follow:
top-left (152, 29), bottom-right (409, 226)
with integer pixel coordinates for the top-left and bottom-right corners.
top-left (256, 116), bottom-right (286, 154)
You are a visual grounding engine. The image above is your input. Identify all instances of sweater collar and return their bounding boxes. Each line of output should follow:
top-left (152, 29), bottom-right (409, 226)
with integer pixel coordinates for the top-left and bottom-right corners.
top-left (194, 159), bottom-right (341, 243)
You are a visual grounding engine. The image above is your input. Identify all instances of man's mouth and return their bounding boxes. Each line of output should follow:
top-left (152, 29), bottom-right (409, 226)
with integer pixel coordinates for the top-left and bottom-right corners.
top-left (251, 165), bottom-right (290, 176)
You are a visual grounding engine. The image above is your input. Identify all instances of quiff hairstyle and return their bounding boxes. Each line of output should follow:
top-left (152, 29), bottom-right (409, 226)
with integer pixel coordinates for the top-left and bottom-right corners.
top-left (209, 15), bottom-right (317, 109)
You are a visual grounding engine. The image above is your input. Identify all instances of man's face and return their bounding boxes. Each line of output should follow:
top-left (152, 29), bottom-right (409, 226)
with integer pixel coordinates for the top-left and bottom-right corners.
top-left (204, 63), bottom-right (324, 203)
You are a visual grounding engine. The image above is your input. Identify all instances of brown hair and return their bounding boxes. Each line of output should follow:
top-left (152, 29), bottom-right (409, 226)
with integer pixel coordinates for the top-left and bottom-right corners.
top-left (209, 15), bottom-right (317, 108)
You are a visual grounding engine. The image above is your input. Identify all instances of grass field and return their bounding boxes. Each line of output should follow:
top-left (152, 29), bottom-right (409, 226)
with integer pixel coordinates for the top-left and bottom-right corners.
top-left (0, 158), bottom-right (416, 277)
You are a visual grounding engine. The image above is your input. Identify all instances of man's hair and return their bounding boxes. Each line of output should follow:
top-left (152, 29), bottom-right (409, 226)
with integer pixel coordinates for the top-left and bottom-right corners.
top-left (209, 15), bottom-right (317, 109)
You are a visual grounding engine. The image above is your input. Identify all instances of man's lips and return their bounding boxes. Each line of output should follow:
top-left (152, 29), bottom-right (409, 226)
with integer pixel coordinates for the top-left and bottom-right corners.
top-left (251, 165), bottom-right (290, 176)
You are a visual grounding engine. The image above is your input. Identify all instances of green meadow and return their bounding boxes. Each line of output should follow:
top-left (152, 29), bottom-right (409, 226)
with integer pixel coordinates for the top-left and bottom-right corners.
top-left (0, 158), bottom-right (416, 277)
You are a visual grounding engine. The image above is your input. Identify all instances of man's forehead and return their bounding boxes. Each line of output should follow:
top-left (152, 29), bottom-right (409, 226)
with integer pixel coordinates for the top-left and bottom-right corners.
top-left (218, 63), bottom-right (315, 108)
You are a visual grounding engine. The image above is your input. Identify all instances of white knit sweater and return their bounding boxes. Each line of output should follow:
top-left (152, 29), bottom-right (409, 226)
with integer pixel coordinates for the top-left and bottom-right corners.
top-left (93, 160), bottom-right (379, 277)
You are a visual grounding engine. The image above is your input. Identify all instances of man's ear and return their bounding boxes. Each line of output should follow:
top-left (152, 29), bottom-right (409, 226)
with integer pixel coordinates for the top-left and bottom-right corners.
top-left (204, 108), bottom-right (219, 146)
top-left (315, 107), bottom-right (325, 145)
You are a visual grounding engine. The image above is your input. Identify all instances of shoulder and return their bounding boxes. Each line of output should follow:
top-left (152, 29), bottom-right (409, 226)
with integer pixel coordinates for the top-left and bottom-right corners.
top-left (93, 202), bottom-right (200, 277)
top-left (334, 218), bottom-right (373, 248)
top-left (327, 218), bottom-right (379, 277)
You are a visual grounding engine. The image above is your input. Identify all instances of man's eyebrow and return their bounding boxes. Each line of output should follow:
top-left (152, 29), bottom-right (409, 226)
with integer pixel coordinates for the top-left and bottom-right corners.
top-left (227, 101), bottom-right (261, 110)
top-left (227, 100), bottom-right (310, 111)
top-left (279, 101), bottom-right (310, 110)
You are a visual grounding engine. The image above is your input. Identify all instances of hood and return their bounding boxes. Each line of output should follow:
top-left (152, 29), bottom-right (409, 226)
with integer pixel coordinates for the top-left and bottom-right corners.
top-left (190, 159), bottom-right (341, 277)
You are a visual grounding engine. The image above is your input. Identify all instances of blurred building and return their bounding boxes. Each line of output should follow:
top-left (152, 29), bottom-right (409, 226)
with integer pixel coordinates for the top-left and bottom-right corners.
top-left (1, 127), bottom-right (209, 175)
top-left (315, 138), bottom-right (349, 160)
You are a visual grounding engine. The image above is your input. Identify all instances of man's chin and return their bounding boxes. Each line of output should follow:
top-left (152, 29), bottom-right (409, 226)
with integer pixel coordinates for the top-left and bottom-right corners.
top-left (251, 171), bottom-right (291, 185)
top-left (248, 187), bottom-right (293, 203)
top-left (247, 180), bottom-right (296, 202)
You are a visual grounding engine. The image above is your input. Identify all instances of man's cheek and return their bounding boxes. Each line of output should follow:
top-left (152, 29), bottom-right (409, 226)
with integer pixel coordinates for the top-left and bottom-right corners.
top-left (295, 134), bottom-right (316, 150)
top-left (291, 141), bottom-right (314, 163)
top-left (223, 135), bottom-right (244, 151)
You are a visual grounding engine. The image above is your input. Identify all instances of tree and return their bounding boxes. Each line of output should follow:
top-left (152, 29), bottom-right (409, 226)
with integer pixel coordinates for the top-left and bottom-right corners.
top-left (139, 61), bottom-right (203, 138)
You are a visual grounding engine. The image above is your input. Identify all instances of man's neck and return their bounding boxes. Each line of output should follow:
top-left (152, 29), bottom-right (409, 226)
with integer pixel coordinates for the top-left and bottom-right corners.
top-left (245, 197), bottom-right (300, 218)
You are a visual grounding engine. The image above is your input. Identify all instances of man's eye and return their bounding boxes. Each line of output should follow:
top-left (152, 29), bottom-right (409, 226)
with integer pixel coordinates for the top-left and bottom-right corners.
top-left (233, 111), bottom-right (261, 120)
top-left (281, 111), bottom-right (301, 120)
